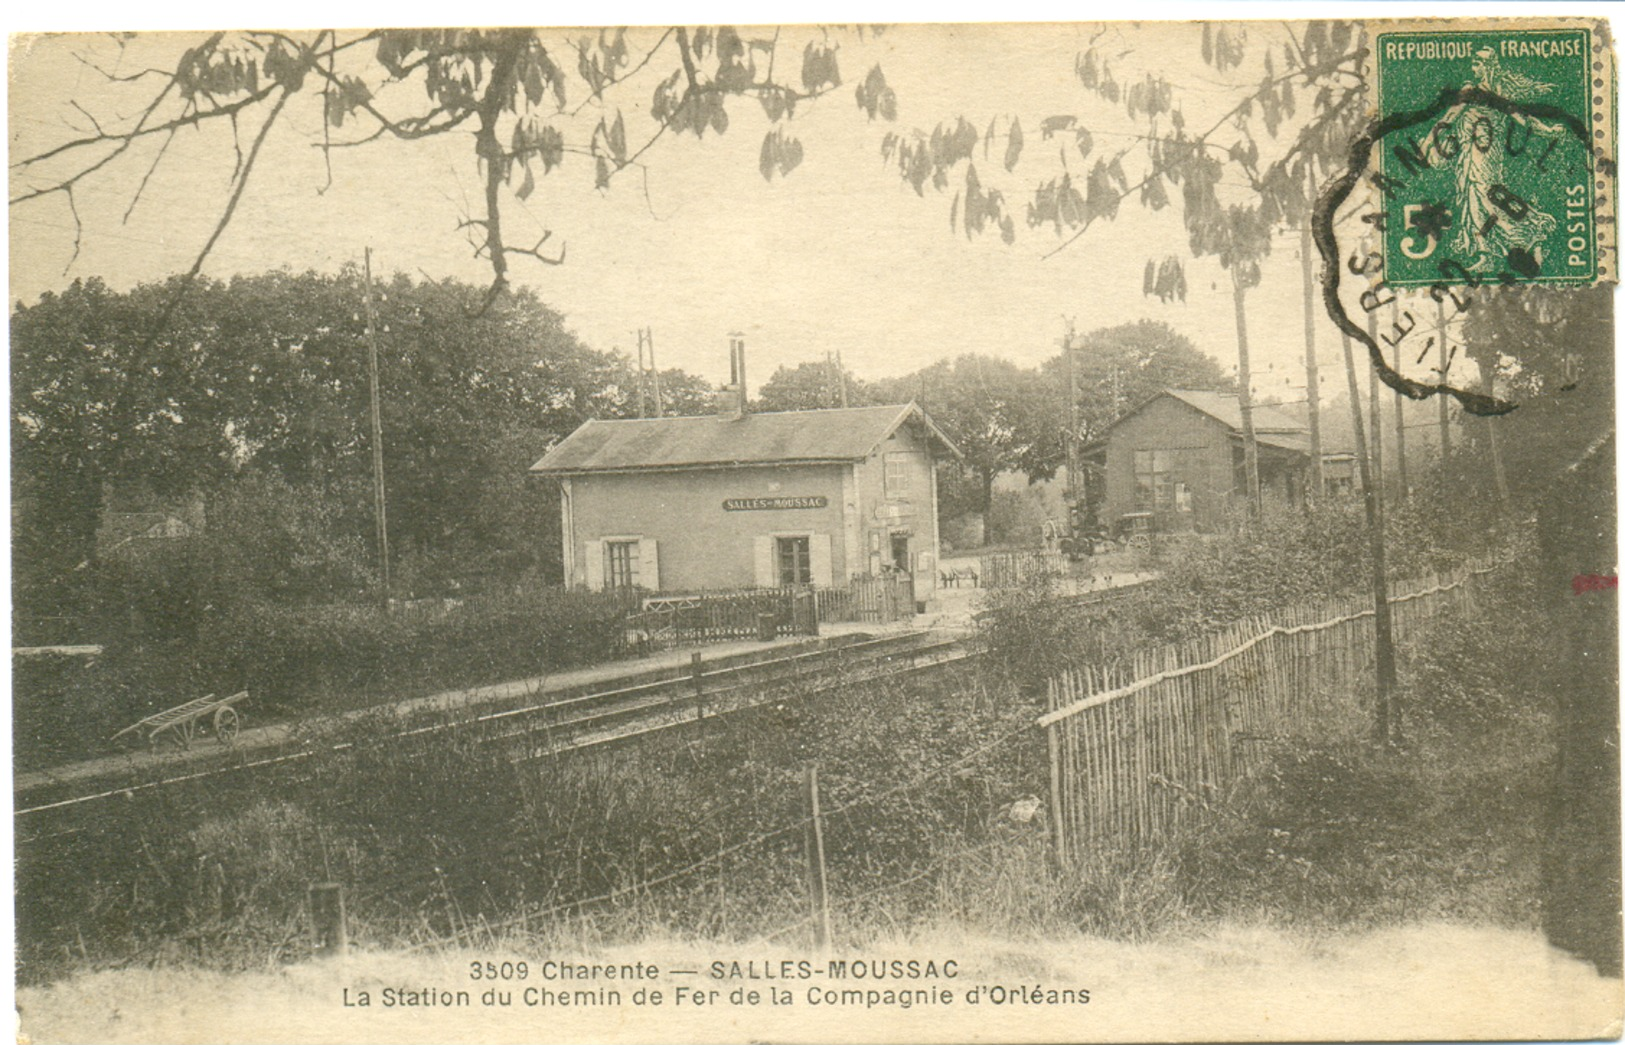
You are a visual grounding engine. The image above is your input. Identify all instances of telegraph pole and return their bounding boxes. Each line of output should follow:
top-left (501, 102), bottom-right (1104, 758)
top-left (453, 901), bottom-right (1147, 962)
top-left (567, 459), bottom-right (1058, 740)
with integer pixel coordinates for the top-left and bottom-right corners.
top-left (1436, 298), bottom-right (1452, 459)
top-left (1390, 305), bottom-right (1408, 502)
top-left (1301, 167), bottom-right (1324, 502)
top-left (1364, 313), bottom-right (1397, 742)
top-left (639, 328), bottom-right (665, 418)
top-left (1064, 323), bottom-right (1080, 527)
top-left (362, 248), bottom-right (391, 606)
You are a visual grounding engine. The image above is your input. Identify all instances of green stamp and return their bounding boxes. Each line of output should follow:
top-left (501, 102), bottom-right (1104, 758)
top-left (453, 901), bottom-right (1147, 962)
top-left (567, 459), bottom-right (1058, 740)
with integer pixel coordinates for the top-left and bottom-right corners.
top-left (1374, 25), bottom-right (1606, 286)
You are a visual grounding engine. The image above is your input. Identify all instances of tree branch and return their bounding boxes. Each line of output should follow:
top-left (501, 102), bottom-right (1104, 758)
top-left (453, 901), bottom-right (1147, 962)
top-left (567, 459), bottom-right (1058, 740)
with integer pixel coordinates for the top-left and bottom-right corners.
top-left (11, 78), bottom-right (273, 176)
top-left (568, 28), bottom-right (675, 116)
top-left (149, 86), bottom-right (292, 336)
top-left (1040, 47), bottom-right (1366, 261)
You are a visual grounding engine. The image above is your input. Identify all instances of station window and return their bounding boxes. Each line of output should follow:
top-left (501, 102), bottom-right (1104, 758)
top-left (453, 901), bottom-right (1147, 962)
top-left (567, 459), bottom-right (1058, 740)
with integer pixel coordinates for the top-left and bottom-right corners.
top-left (884, 452), bottom-right (917, 500)
top-left (1133, 450), bottom-right (1185, 513)
top-left (605, 540), bottom-right (641, 589)
top-left (777, 536), bottom-right (812, 586)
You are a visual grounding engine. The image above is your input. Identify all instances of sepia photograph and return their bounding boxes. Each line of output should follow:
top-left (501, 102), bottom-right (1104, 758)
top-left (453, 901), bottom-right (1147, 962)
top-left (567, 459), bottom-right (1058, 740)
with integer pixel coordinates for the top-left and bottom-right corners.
top-left (8, 10), bottom-right (1622, 1042)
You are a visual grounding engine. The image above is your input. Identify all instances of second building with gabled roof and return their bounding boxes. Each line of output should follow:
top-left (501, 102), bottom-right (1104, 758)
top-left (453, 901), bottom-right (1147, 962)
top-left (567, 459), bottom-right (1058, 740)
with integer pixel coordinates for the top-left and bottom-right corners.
top-left (1079, 388), bottom-right (1314, 535)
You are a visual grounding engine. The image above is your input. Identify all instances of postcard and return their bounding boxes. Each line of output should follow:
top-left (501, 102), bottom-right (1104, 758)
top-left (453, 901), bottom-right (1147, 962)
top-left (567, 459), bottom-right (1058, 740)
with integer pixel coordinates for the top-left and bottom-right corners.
top-left (9, 14), bottom-right (1621, 1043)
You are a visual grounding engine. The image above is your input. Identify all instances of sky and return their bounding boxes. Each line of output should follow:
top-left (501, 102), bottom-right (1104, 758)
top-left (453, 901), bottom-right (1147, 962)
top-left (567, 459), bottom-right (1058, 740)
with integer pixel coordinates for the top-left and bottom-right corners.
top-left (6, 9), bottom-right (1614, 402)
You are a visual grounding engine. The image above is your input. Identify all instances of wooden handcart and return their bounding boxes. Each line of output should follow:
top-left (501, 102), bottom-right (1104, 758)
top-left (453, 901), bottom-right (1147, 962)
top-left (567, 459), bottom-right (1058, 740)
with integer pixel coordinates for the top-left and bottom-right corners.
top-left (111, 690), bottom-right (249, 750)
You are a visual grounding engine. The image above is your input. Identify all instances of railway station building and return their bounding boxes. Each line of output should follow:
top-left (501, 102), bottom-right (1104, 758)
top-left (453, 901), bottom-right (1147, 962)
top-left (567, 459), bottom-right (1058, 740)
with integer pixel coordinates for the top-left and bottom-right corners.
top-left (530, 356), bottom-right (960, 599)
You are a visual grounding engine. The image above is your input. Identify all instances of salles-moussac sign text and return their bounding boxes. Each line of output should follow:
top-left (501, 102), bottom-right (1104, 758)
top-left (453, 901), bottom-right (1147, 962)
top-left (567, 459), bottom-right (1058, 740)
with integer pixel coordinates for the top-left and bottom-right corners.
top-left (723, 496), bottom-right (829, 511)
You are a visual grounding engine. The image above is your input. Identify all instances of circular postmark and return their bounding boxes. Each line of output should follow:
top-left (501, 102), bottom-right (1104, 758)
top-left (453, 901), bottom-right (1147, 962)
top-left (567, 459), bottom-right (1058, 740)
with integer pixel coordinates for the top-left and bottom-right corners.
top-left (1313, 21), bottom-right (1616, 416)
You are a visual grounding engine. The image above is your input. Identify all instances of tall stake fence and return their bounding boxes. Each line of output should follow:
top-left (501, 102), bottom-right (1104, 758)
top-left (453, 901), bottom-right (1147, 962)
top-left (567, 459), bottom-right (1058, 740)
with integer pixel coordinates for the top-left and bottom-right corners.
top-left (1039, 569), bottom-right (1488, 861)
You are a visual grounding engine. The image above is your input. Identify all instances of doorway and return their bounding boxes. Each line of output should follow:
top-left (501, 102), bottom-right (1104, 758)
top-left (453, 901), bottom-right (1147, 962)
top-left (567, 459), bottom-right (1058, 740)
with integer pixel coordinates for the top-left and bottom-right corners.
top-left (889, 533), bottom-right (910, 573)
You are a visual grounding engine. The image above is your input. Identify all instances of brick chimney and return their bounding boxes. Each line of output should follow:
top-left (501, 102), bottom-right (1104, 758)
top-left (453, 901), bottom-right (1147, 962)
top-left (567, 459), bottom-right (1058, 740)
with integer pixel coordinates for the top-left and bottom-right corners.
top-left (715, 334), bottom-right (748, 420)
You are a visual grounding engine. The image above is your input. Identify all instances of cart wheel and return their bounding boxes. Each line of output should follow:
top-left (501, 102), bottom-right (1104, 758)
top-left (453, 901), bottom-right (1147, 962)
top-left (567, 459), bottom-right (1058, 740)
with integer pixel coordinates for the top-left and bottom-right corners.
top-left (174, 720), bottom-right (195, 751)
top-left (214, 706), bottom-right (241, 746)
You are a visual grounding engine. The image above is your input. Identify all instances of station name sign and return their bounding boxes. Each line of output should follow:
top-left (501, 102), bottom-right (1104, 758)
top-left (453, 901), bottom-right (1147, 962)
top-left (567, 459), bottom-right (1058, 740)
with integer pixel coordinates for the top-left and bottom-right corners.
top-left (723, 496), bottom-right (829, 511)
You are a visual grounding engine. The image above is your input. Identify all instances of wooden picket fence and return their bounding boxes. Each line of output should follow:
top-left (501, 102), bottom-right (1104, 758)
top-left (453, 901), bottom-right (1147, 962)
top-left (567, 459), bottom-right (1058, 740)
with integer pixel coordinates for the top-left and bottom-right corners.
top-left (625, 588), bottom-right (818, 649)
top-left (1039, 569), bottom-right (1488, 860)
top-left (822, 573), bottom-right (916, 624)
top-left (623, 574), bottom-right (916, 652)
top-left (981, 550), bottom-right (1069, 589)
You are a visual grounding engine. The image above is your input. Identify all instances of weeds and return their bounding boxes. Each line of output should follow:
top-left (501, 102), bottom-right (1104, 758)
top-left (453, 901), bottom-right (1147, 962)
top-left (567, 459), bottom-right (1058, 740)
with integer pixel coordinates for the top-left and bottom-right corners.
top-left (17, 555), bottom-right (1561, 988)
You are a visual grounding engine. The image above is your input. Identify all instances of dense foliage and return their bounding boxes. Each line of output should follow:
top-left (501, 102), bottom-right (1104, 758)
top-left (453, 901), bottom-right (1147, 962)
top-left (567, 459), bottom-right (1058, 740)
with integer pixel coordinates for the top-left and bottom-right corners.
top-left (12, 271), bottom-right (713, 619)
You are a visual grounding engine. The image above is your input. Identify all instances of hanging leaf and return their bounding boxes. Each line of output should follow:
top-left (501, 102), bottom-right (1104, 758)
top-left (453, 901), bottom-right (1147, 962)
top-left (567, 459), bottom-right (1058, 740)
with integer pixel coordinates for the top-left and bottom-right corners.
top-left (878, 86), bottom-right (896, 121)
top-left (759, 131), bottom-right (777, 182)
top-left (1040, 115), bottom-right (1077, 139)
top-left (595, 155), bottom-right (610, 190)
top-left (538, 126), bottom-right (564, 172)
top-left (801, 42), bottom-right (841, 93)
top-left (1143, 258), bottom-right (1156, 296)
top-left (1074, 127), bottom-right (1093, 160)
top-left (1084, 159), bottom-right (1121, 223)
top-left (1003, 116), bottom-right (1023, 172)
top-left (758, 127), bottom-right (803, 180)
top-left (779, 134), bottom-right (803, 175)
top-left (516, 163), bottom-right (536, 200)
top-left (608, 111), bottom-right (627, 164)
top-left (855, 65), bottom-right (894, 120)
top-left (1141, 175), bottom-right (1169, 210)
top-left (760, 87), bottom-right (785, 122)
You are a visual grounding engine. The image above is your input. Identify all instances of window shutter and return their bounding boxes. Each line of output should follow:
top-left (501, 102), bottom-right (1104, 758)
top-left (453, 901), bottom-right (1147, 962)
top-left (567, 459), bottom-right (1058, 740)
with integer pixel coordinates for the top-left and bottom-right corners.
top-left (638, 538), bottom-right (660, 592)
top-left (809, 533), bottom-right (833, 587)
top-left (583, 540), bottom-right (605, 591)
top-left (753, 536), bottom-right (776, 589)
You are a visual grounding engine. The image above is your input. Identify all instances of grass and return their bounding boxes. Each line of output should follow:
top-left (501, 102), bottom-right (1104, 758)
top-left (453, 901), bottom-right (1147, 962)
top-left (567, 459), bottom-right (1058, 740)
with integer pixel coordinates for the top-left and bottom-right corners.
top-left (15, 559), bottom-right (1570, 990)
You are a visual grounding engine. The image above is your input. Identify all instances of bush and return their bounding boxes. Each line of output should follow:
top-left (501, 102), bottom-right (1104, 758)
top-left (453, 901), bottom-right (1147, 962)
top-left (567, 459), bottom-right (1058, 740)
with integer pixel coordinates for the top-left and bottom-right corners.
top-left (195, 584), bottom-right (631, 711)
top-left (14, 583), bottom-right (635, 766)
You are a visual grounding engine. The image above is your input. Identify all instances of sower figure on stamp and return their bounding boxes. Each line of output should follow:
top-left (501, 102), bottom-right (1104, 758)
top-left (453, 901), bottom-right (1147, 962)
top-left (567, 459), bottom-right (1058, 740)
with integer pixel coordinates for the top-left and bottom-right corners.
top-left (1421, 49), bottom-right (1571, 273)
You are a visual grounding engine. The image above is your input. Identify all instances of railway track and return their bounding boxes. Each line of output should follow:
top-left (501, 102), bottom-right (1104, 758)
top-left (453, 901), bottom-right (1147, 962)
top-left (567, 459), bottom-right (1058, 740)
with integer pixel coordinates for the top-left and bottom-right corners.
top-left (16, 629), bottom-right (977, 824)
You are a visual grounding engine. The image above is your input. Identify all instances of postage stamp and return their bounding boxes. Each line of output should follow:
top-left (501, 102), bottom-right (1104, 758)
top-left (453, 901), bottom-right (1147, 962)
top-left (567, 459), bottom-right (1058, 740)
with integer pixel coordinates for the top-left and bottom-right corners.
top-left (1372, 20), bottom-right (1616, 287)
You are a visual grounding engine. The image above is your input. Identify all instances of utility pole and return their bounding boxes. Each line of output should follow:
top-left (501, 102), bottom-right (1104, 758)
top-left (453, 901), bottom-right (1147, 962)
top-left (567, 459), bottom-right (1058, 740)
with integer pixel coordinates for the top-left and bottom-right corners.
top-left (835, 350), bottom-right (849, 408)
top-left (638, 328), bottom-right (664, 418)
top-left (1064, 322), bottom-right (1080, 528)
top-left (1362, 313), bottom-right (1397, 743)
top-left (1389, 304), bottom-right (1408, 502)
top-left (1301, 166), bottom-right (1324, 503)
top-left (1393, 386), bottom-right (1408, 502)
top-left (362, 248), bottom-right (391, 607)
top-left (1231, 266), bottom-right (1262, 518)
top-left (1369, 357), bottom-right (1385, 502)
top-left (1436, 299), bottom-right (1453, 461)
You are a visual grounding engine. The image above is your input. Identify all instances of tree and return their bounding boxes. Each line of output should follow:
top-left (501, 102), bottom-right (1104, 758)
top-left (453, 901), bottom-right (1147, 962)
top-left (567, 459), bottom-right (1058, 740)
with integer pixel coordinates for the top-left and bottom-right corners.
top-left (874, 355), bottom-right (1055, 541)
top-left (1047, 319), bottom-right (1232, 446)
top-left (756, 359), bottom-right (871, 412)
top-left (876, 22), bottom-right (1366, 517)
top-left (10, 28), bottom-right (878, 317)
top-left (11, 270), bottom-right (693, 605)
